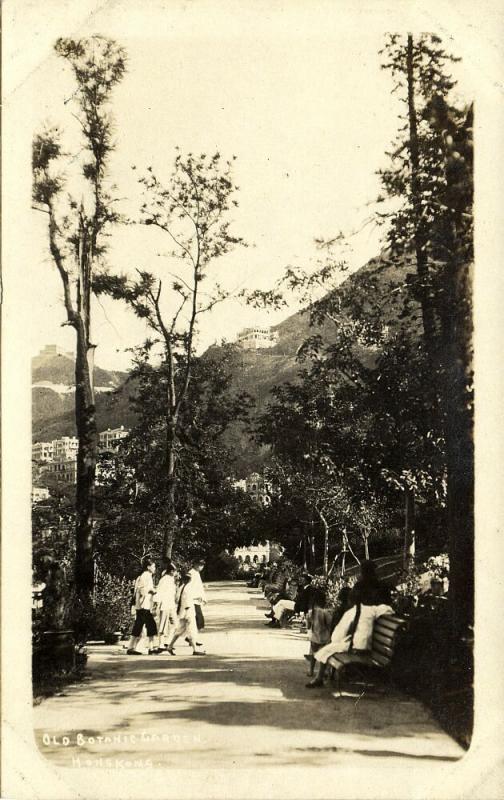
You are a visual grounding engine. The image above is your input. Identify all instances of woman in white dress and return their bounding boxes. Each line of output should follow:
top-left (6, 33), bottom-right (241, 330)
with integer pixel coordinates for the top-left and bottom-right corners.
top-left (306, 599), bottom-right (394, 687)
top-left (166, 573), bottom-right (206, 656)
top-left (155, 562), bottom-right (178, 650)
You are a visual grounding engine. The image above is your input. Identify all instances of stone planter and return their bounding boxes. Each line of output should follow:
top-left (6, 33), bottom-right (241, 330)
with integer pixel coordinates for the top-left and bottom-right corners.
top-left (103, 631), bottom-right (121, 645)
top-left (33, 629), bottom-right (75, 673)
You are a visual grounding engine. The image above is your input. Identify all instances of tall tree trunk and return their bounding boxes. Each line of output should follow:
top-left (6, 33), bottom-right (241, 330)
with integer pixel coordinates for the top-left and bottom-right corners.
top-left (403, 485), bottom-right (416, 572)
top-left (318, 510), bottom-right (329, 576)
top-left (74, 323), bottom-right (98, 595)
top-left (340, 541), bottom-right (346, 578)
top-left (439, 232), bottom-right (474, 635)
top-left (406, 34), bottom-right (437, 353)
top-left (163, 420), bottom-right (178, 558)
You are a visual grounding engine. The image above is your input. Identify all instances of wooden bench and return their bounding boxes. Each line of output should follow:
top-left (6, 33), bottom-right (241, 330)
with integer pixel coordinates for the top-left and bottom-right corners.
top-left (327, 613), bottom-right (406, 695)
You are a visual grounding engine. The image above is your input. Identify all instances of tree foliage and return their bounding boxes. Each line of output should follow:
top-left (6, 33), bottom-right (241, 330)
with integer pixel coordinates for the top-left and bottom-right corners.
top-left (94, 345), bottom-right (258, 574)
top-left (95, 150), bottom-right (247, 556)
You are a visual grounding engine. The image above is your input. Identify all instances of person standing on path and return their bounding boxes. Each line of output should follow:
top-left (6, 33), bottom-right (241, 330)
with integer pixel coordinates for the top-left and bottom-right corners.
top-left (304, 588), bottom-right (334, 677)
top-left (127, 557), bottom-right (160, 656)
top-left (155, 562), bottom-right (178, 649)
top-left (189, 559), bottom-right (206, 646)
top-left (166, 573), bottom-right (205, 655)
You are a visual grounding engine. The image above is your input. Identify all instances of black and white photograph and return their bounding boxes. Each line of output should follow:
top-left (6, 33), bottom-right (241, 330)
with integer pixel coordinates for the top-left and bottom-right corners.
top-left (2, 1), bottom-right (504, 798)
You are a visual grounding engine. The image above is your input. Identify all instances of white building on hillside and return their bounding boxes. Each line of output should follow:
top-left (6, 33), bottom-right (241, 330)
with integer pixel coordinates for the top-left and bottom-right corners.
top-left (99, 426), bottom-right (129, 452)
top-left (246, 472), bottom-right (272, 506)
top-left (237, 326), bottom-right (278, 350)
top-left (32, 441), bottom-right (54, 462)
top-left (32, 487), bottom-right (50, 503)
top-left (42, 459), bottom-right (77, 484)
top-left (53, 436), bottom-right (79, 461)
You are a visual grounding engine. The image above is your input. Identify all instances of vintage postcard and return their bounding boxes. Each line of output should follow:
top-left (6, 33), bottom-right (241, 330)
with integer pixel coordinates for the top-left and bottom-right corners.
top-left (2, 0), bottom-right (503, 798)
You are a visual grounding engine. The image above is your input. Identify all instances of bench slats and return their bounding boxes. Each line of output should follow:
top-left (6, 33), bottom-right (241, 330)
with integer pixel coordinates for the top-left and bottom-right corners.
top-left (381, 614), bottom-right (404, 624)
top-left (376, 614), bottom-right (403, 628)
top-left (375, 619), bottom-right (403, 636)
top-left (328, 653), bottom-right (373, 668)
top-left (327, 615), bottom-right (406, 686)
top-left (373, 632), bottom-right (396, 650)
top-left (371, 651), bottom-right (392, 667)
top-left (372, 641), bottom-right (394, 659)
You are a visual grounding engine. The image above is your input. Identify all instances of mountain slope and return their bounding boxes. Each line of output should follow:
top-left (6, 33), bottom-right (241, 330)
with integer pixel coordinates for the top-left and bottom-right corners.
top-left (33, 251), bottom-right (410, 461)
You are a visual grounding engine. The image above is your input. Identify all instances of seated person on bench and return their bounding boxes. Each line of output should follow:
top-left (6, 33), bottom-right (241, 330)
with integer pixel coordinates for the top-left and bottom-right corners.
top-left (306, 560), bottom-right (393, 688)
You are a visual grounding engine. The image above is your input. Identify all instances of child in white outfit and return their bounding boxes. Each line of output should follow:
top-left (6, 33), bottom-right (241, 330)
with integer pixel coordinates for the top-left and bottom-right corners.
top-left (155, 563), bottom-right (178, 649)
top-left (166, 574), bottom-right (205, 655)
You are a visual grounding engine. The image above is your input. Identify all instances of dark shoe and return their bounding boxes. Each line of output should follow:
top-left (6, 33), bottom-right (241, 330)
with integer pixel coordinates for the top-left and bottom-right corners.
top-left (264, 612), bottom-right (274, 619)
top-left (192, 650), bottom-right (206, 656)
top-left (306, 679), bottom-right (324, 688)
top-left (265, 620), bottom-right (279, 627)
top-left (163, 647), bottom-right (176, 655)
top-left (126, 649), bottom-right (142, 655)
top-left (148, 648), bottom-right (163, 655)
top-left (303, 654), bottom-right (312, 661)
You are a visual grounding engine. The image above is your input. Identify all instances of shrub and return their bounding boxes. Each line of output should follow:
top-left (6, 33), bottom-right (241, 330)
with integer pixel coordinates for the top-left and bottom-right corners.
top-left (310, 574), bottom-right (356, 607)
top-left (90, 572), bottom-right (133, 640)
top-left (205, 551), bottom-right (240, 580)
top-left (392, 552), bottom-right (449, 616)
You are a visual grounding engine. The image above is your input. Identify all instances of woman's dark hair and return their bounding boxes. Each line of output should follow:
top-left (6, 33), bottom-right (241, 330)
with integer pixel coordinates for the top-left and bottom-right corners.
top-left (311, 588), bottom-right (327, 609)
top-left (141, 556), bottom-right (155, 571)
top-left (359, 559), bottom-right (377, 581)
top-left (337, 586), bottom-right (352, 604)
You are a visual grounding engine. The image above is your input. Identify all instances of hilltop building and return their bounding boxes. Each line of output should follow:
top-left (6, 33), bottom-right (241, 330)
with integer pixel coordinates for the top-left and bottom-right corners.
top-left (32, 442), bottom-right (54, 462)
top-left (237, 326), bottom-right (278, 350)
top-left (42, 459), bottom-right (77, 485)
top-left (52, 436), bottom-right (79, 461)
top-left (245, 472), bottom-right (272, 506)
top-left (99, 426), bottom-right (128, 452)
top-left (32, 344), bottom-right (73, 369)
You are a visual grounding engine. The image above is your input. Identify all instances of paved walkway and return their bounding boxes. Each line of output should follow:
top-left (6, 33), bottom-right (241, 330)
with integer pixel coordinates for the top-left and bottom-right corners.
top-left (34, 582), bottom-right (463, 772)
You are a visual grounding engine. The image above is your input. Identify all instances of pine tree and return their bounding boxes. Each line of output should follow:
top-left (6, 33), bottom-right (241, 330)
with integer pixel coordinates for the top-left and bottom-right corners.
top-left (379, 33), bottom-right (473, 632)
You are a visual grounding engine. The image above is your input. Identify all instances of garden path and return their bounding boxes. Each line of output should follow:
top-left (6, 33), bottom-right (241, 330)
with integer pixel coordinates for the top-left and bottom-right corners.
top-left (33, 581), bottom-right (464, 797)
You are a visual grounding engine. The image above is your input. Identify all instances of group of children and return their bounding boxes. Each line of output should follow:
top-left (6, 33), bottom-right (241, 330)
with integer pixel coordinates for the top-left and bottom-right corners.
top-left (126, 556), bottom-right (207, 656)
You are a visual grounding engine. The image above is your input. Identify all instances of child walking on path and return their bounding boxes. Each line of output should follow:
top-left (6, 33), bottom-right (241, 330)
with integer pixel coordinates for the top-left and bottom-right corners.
top-left (166, 573), bottom-right (206, 656)
top-left (127, 557), bottom-right (160, 655)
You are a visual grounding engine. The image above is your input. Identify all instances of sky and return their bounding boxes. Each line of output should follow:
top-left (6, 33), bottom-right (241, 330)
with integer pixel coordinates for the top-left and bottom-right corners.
top-left (9, 1), bottom-right (476, 371)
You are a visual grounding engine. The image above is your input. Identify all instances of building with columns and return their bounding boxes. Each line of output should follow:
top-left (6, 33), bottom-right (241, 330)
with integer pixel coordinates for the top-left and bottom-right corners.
top-left (234, 542), bottom-right (270, 566)
top-left (98, 426), bottom-right (128, 452)
top-left (237, 326), bottom-right (279, 350)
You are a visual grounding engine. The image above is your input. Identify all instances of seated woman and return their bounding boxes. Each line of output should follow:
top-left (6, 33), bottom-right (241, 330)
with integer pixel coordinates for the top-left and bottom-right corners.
top-left (263, 568), bottom-right (288, 606)
top-left (350, 559), bottom-right (391, 606)
top-left (266, 572), bottom-right (312, 627)
top-left (306, 560), bottom-right (393, 688)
